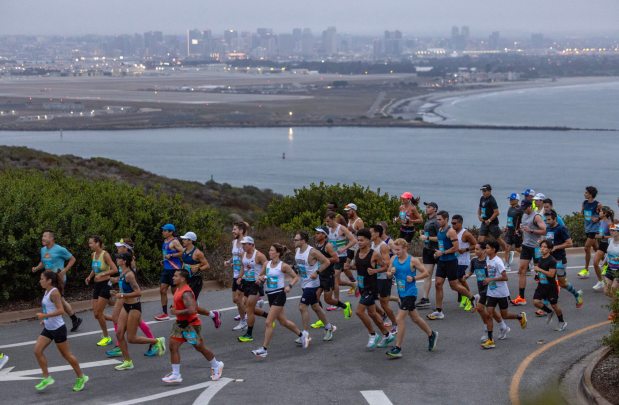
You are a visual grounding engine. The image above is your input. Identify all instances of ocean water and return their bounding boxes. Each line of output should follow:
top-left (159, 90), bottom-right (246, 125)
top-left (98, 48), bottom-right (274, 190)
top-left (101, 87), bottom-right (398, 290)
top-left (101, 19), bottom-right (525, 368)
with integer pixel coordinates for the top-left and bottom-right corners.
top-left (1, 126), bottom-right (617, 227)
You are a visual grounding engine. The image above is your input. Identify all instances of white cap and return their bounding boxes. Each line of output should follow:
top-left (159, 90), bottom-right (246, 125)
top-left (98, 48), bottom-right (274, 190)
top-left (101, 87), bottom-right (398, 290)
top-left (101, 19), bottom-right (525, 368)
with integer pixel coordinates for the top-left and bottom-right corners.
top-left (344, 203), bottom-right (358, 211)
top-left (180, 231), bottom-right (197, 241)
top-left (533, 193), bottom-right (546, 200)
top-left (241, 236), bottom-right (255, 244)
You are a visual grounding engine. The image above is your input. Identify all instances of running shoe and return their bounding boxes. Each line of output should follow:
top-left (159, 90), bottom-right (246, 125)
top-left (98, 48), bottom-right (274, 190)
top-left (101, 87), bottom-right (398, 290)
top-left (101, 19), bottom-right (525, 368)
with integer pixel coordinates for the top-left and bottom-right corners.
top-left (323, 325), bottom-right (337, 341)
top-left (481, 339), bottom-right (495, 349)
top-left (295, 336), bottom-right (302, 346)
top-left (70, 317), bottom-right (83, 332)
top-left (608, 312), bottom-right (616, 321)
top-left (535, 309), bottom-right (546, 317)
top-left (155, 337), bottom-right (166, 356)
top-left (390, 325), bottom-right (398, 335)
top-left (144, 344), bottom-right (158, 357)
top-left (211, 311), bottom-right (222, 329)
top-left (0, 353), bottom-right (8, 370)
top-left (72, 375), bottom-right (89, 392)
top-left (386, 346), bottom-right (402, 359)
top-left (211, 361), bottom-right (224, 381)
top-left (481, 333), bottom-right (489, 343)
top-left (377, 332), bottom-right (396, 348)
top-left (459, 296), bottom-right (467, 308)
top-left (577, 269), bottom-right (590, 279)
top-left (106, 346), bottom-right (122, 357)
top-left (256, 299), bottom-right (265, 309)
top-left (343, 302), bottom-right (352, 319)
top-left (301, 330), bottom-right (311, 349)
top-left (326, 305), bottom-right (338, 311)
top-left (366, 334), bottom-right (381, 349)
top-left (576, 290), bottom-right (584, 308)
top-left (114, 360), bottom-right (134, 371)
top-left (555, 321), bottom-right (568, 332)
top-left (593, 281), bottom-right (605, 291)
top-left (519, 312), bottom-right (528, 329)
top-left (96, 336), bottom-right (112, 347)
top-left (426, 311), bottom-right (444, 320)
top-left (347, 287), bottom-right (356, 296)
top-left (382, 313), bottom-right (391, 327)
top-left (233, 314), bottom-right (241, 321)
top-left (428, 331), bottom-right (438, 352)
top-left (35, 376), bottom-right (55, 391)
top-left (417, 298), bottom-right (430, 308)
top-left (511, 296), bottom-right (527, 306)
top-left (252, 347), bottom-right (268, 358)
top-left (498, 326), bottom-right (511, 340)
top-left (232, 320), bottom-right (248, 331)
top-left (601, 264), bottom-right (608, 276)
top-left (311, 320), bottom-right (325, 329)
top-left (545, 311), bottom-right (555, 325)
top-left (162, 373), bottom-right (183, 384)
top-left (154, 313), bottom-right (170, 321)
top-left (238, 334), bottom-right (253, 342)
top-left (463, 297), bottom-right (474, 312)
top-left (508, 251), bottom-right (515, 266)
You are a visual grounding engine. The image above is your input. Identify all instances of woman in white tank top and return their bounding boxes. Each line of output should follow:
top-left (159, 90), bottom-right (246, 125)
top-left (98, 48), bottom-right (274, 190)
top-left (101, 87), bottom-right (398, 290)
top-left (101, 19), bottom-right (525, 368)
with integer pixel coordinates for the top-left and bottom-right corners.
top-left (34, 270), bottom-right (88, 392)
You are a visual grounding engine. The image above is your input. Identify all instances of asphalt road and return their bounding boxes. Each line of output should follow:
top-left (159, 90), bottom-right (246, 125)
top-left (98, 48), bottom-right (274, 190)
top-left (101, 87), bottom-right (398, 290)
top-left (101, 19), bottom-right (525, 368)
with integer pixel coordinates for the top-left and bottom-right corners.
top-left (0, 253), bottom-right (612, 405)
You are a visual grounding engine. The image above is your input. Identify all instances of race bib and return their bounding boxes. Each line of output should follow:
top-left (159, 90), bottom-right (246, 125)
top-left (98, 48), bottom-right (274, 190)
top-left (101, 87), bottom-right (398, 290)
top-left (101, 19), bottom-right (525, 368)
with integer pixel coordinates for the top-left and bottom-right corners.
top-left (438, 240), bottom-right (445, 252)
top-left (267, 275), bottom-right (278, 289)
top-left (507, 217), bottom-right (514, 227)
top-left (584, 210), bottom-right (592, 222)
top-left (534, 247), bottom-right (541, 259)
top-left (298, 265), bottom-right (307, 279)
top-left (357, 275), bottom-right (364, 289)
top-left (396, 279), bottom-right (405, 293)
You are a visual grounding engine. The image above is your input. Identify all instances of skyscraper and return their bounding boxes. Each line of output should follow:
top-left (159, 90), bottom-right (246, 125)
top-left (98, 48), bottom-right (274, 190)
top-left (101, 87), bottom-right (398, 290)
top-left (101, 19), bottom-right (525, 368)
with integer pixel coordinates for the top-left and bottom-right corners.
top-left (322, 27), bottom-right (337, 56)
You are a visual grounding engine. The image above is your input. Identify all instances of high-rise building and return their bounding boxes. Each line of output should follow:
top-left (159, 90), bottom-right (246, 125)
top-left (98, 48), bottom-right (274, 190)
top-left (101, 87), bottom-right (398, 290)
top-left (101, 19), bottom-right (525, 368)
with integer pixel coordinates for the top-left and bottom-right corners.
top-left (384, 30), bottom-right (403, 57)
top-left (301, 28), bottom-right (315, 58)
top-left (186, 29), bottom-right (203, 56)
top-left (488, 31), bottom-right (500, 50)
top-left (224, 29), bottom-right (238, 51)
top-left (322, 26), bottom-right (338, 56)
top-left (530, 33), bottom-right (545, 49)
top-left (277, 33), bottom-right (294, 57)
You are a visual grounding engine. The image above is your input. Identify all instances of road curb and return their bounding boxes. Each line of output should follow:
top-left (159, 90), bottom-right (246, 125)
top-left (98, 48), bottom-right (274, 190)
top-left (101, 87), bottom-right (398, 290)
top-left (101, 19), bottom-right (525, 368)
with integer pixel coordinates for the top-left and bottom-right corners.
top-left (580, 346), bottom-right (613, 405)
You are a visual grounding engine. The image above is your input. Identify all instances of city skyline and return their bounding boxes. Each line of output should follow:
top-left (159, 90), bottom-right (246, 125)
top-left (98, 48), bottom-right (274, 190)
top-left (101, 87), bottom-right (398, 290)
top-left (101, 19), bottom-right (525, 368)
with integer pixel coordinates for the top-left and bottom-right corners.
top-left (1, 0), bottom-right (618, 36)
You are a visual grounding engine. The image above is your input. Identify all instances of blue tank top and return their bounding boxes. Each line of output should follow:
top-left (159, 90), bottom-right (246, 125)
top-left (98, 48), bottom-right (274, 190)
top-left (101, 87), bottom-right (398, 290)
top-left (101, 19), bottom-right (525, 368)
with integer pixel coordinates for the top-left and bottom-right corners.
top-left (119, 270), bottom-right (136, 294)
top-left (583, 200), bottom-right (600, 233)
top-left (182, 247), bottom-right (198, 275)
top-left (393, 255), bottom-right (417, 297)
top-left (437, 226), bottom-right (457, 262)
top-left (162, 239), bottom-right (182, 270)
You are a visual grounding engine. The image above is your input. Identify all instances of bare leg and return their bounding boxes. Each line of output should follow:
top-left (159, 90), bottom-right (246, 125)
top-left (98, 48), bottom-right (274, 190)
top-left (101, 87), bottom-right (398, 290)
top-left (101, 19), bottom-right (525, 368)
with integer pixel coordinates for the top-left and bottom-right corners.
top-left (434, 277), bottom-right (445, 309)
top-left (126, 310), bottom-right (157, 345)
top-left (33, 336), bottom-right (52, 377)
top-left (367, 305), bottom-right (389, 334)
top-left (56, 341), bottom-right (83, 377)
top-left (379, 297), bottom-right (396, 325)
top-left (423, 264), bottom-right (434, 300)
top-left (93, 297), bottom-right (109, 337)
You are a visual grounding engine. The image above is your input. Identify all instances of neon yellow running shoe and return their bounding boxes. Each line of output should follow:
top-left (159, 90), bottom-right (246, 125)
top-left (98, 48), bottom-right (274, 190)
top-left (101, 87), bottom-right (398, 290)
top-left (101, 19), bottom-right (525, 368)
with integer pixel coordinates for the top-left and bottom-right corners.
top-left (311, 320), bottom-right (325, 329)
top-left (577, 269), bottom-right (590, 279)
top-left (459, 296), bottom-right (467, 308)
top-left (96, 336), bottom-right (112, 347)
top-left (343, 302), bottom-right (352, 319)
top-left (463, 298), bottom-right (473, 312)
top-left (114, 360), bottom-right (134, 371)
top-left (601, 264), bottom-right (608, 276)
top-left (35, 376), bottom-right (55, 391)
top-left (72, 375), bottom-right (89, 392)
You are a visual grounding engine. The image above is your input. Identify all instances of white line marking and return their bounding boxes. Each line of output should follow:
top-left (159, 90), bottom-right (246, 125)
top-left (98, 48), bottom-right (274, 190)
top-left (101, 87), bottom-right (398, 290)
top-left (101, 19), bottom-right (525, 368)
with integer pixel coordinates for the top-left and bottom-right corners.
top-left (0, 359), bottom-right (121, 382)
top-left (191, 377), bottom-right (233, 405)
top-left (361, 390), bottom-right (394, 405)
top-left (111, 377), bottom-right (232, 405)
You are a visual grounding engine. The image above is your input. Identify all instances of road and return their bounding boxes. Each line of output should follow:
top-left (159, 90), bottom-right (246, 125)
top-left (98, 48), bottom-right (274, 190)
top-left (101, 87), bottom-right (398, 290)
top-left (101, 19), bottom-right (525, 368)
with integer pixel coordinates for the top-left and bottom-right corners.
top-left (0, 252), bottom-right (612, 405)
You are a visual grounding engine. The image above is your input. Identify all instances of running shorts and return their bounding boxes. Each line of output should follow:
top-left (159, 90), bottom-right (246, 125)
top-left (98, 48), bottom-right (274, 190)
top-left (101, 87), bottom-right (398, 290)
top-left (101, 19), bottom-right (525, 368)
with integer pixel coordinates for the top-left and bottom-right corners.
top-left (586, 232), bottom-right (598, 240)
top-left (520, 245), bottom-right (539, 263)
top-left (598, 242), bottom-right (609, 254)
top-left (479, 222), bottom-right (502, 238)
top-left (300, 287), bottom-right (318, 306)
top-left (399, 227), bottom-right (416, 243)
top-left (242, 280), bottom-right (264, 297)
top-left (160, 269), bottom-right (175, 286)
top-left (266, 289), bottom-right (287, 307)
top-left (399, 295), bottom-right (417, 311)
top-left (359, 292), bottom-right (377, 307)
top-left (189, 275), bottom-right (203, 300)
top-left (319, 273), bottom-right (335, 292)
top-left (232, 277), bottom-right (243, 292)
top-left (485, 296), bottom-right (509, 310)
top-left (436, 260), bottom-right (459, 281)
top-left (377, 279), bottom-right (392, 298)
top-left (123, 302), bottom-right (142, 313)
top-left (457, 265), bottom-right (468, 280)
top-left (504, 229), bottom-right (522, 248)
top-left (41, 324), bottom-right (68, 344)
top-left (92, 280), bottom-right (111, 300)
top-left (477, 292), bottom-right (488, 306)
top-left (533, 283), bottom-right (559, 305)
top-left (422, 247), bottom-right (437, 265)
top-left (171, 322), bottom-right (202, 343)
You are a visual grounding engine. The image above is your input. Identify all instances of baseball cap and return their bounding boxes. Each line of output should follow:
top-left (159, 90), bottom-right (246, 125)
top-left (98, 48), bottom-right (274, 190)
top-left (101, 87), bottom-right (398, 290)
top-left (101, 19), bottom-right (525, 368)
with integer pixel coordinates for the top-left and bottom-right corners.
top-left (114, 239), bottom-right (133, 250)
top-left (609, 224), bottom-right (618, 232)
top-left (507, 193), bottom-right (519, 200)
top-left (522, 188), bottom-right (535, 197)
top-left (344, 203), bottom-right (358, 211)
top-left (241, 236), bottom-right (255, 244)
top-left (480, 184), bottom-right (492, 191)
top-left (400, 192), bottom-right (413, 200)
top-left (423, 201), bottom-right (438, 209)
top-left (180, 231), bottom-right (197, 241)
top-left (314, 226), bottom-right (329, 235)
top-left (161, 223), bottom-right (176, 232)
top-left (521, 200), bottom-right (533, 208)
top-left (533, 193), bottom-right (546, 200)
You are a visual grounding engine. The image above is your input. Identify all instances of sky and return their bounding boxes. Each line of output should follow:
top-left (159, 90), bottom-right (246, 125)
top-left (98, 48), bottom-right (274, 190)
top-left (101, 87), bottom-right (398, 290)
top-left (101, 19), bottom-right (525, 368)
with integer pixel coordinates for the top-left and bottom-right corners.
top-left (1, 0), bottom-right (618, 37)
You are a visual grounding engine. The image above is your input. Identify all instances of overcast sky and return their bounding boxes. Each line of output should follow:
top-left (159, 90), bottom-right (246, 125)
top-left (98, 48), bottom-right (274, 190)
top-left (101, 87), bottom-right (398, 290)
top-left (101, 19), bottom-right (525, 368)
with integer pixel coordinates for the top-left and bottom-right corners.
top-left (2, 0), bottom-right (617, 37)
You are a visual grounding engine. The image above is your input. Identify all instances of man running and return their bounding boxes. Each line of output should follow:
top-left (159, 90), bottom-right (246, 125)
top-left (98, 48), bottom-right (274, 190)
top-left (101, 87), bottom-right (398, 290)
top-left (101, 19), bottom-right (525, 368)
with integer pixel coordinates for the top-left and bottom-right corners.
top-left (532, 240), bottom-right (568, 331)
top-left (370, 224), bottom-right (397, 332)
top-left (32, 230), bottom-right (82, 332)
top-left (579, 186), bottom-right (601, 279)
top-left (325, 212), bottom-right (357, 308)
top-left (419, 201), bottom-right (440, 308)
top-left (521, 188), bottom-right (536, 210)
top-left (452, 215), bottom-right (476, 308)
top-left (478, 185), bottom-right (504, 252)
top-left (154, 224), bottom-right (183, 321)
top-left (237, 236), bottom-right (269, 343)
top-left (427, 211), bottom-right (477, 320)
top-left (542, 198), bottom-right (566, 226)
top-left (345, 202), bottom-right (364, 295)
top-left (511, 200), bottom-right (546, 306)
top-left (162, 269), bottom-right (224, 384)
top-left (395, 192), bottom-right (423, 242)
top-left (225, 222), bottom-right (248, 330)
top-left (503, 193), bottom-right (523, 269)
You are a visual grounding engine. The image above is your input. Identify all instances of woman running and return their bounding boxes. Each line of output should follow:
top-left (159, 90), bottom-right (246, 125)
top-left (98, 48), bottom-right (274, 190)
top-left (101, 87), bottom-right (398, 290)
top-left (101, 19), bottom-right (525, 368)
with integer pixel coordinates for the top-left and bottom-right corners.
top-left (594, 207), bottom-right (614, 288)
top-left (605, 224), bottom-right (619, 320)
top-left (251, 243), bottom-right (306, 358)
top-left (84, 235), bottom-right (118, 347)
top-left (113, 252), bottom-right (166, 370)
top-left (395, 192), bottom-right (423, 243)
top-left (34, 270), bottom-right (88, 392)
top-left (236, 236), bottom-right (269, 343)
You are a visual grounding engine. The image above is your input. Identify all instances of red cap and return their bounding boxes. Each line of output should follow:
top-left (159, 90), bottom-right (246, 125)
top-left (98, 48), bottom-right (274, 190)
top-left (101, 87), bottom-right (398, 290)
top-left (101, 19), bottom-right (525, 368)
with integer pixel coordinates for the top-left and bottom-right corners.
top-left (400, 192), bottom-right (413, 200)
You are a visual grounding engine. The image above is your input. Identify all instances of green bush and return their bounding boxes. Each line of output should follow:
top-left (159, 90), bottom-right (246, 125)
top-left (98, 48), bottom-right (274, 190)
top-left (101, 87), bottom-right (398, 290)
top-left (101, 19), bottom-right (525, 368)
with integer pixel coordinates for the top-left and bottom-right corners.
top-left (603, 291), bottom-right (619, 353)
top-left (563, 212), bottom-right (585, 247)
top-left (0, 169), bottom-right (225, 303)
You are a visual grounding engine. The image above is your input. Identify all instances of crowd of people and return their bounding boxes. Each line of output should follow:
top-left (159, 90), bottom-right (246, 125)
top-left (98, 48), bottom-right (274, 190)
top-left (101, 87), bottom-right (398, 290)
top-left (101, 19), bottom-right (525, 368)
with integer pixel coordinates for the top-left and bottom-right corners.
top-left (1, 185), bottom-right (618, 393)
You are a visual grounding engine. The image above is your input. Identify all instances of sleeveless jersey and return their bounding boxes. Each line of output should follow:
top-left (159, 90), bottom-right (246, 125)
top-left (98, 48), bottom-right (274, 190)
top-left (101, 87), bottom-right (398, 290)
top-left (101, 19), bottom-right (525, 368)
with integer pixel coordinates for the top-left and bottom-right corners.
top-left (242, 250), bottom-right (262, 282)
top-left (119, 269), bottom-right (136, 294)
top-left (231, 239), bottom-right (244, 278)
top-left (328, 224), bottom-right (347, 258)
top-left (91, 250), bottom-right (110, 274)
top-left (162, 239), bottom-right (182, 270)
top-left (371, 240), bottom-right (389, 280)
top-left (265, 260), bottom-right (286, 292)
top-left (393, 255), bottom-right (417, 298)
top-left (583, 200), bottom-right (600, 233)
top-left (296, 246), bottom-right (320, 289)
top-left (173, 284), bottom-right (200, 325)
top-left (42, 287), bottom-right (64, 330)
top-left (316, 243), bottom-right (334, 275)
top-left (521, 211), bottom-right (541, 248)
top-left (355, 248), bottom-right (376, 295)
top-left (456, 229), bottom-right (470, 266)
top-left (182, 247), bottom-right (198, 274)
top-left (437, 226), bottom-right (457, 262)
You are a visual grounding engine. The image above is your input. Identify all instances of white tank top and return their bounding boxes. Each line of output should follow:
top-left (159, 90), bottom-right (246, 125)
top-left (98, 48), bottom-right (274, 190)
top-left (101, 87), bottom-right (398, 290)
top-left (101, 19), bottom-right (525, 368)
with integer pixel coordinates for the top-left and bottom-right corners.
top-left (371, 240), bottom-right (388, 280)
top-left (242, 250), bottom-right (262, 282)
top-left (231, 239), bottom-right (244, 278)
top-left (608, 238), bottom-right (619, 270)
top-left (295, 246), bottom-right (320, 288)
top-left (328, 224), bottom-right (347, 258)
top-left (264, 260), bottom-right (285, 292)
top-left (457, 228), bottom-right (470, 266)
top-left (42, 287), bottom-right (65, 330)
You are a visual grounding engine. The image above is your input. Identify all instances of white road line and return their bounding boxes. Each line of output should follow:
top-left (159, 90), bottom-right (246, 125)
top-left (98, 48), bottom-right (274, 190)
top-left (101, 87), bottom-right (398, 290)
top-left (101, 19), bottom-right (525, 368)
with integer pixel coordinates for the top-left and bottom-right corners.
top-left (361, 390), bottom-right (394, 405)
top-left (113, 377), bottom-right (232, 405)
top-left (191, 377), bottom-right (233, 405)
top-left (0, 359), bottom-right (121, 381)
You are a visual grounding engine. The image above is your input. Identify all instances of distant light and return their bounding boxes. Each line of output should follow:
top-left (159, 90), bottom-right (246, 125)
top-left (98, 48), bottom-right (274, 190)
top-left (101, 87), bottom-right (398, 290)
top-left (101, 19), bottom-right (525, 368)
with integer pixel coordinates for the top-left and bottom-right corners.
top-left (288, 111), bottom-right (293, 116)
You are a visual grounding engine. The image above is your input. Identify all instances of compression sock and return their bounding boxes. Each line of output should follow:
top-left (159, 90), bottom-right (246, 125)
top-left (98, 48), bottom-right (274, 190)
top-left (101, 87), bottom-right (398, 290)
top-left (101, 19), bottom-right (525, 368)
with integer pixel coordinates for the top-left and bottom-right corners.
top-left (558, 314), bottom-right (565, 322)
top-left (337, 301), bottom-right (347, 309)
top-left (541, 305), bottom-right (552, 313)
top-left (519, 288), bottom-right (525, 298)
top-left (139, 320), bottom-right (154, 339)
top-left (566, 283), bottom-right (578, 298)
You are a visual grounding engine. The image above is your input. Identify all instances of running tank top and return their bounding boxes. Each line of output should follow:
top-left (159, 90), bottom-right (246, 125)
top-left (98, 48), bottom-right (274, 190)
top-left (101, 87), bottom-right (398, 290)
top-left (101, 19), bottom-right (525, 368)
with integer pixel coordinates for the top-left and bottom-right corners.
top-left (42, 287), bottom-right (64, 330)
top-left (583, 200), bottom-right (600, 233)
top-left (316, 243), bottom-right (334, 275)
top-left (162, 239), bottom-right (182, 270)
top-left (182, 247), bottom-right (198, 273)
top-left (521, 212), bottom-right (541, 248)
top-left (437, 226), bottom-right (457, 262)
top-left (598, 220), bottom-right (611, 247)
top-left (371, 240), bottom-right (389, 280)
top-left (119, 270), bottom-right (136, 294)
top-left (91, 251), bottom-right (110, 274)
top-left (457, 229), bottom-right (470, 266)
top-left (393, 255), bottom-right (417, 297)
top-left (242, 250), bottom-right (262, 282)
top-left (265, 260), bottom-right (285, 292)
top-left (295, 246), bottom-right (320, 288)
top-left (231, 239), bottom-right (244, 278)
top-left (174, 284), bottom-right (200, 325)
top-left (328, 224), bottom-right (347, 258)
top-left (355, 249), bottom-right (376, 294)
top-left (608, 238), bottom-right (619, 271)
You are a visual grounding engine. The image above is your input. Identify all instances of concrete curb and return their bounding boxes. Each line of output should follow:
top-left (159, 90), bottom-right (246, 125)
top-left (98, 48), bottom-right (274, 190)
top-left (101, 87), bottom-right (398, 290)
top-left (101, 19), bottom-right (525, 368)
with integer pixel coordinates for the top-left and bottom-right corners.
top-left (580, 346), bottom-right (613, 405)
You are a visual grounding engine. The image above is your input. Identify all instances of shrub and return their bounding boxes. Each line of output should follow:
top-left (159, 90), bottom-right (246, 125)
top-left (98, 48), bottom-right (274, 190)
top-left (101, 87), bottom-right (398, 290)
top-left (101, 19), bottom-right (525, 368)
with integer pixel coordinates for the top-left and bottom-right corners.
top-left (563, 212), bottom-right (585, 247)
top-left (603, 291), bottom-right (619, 353)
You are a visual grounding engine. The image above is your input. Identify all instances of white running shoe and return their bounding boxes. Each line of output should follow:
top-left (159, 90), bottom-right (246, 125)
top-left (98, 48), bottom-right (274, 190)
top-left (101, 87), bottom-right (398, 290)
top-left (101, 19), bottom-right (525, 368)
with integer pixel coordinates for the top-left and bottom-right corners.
top-left (508, 251), bottom-right (514, 266)
top-left (301, 330), bottom-right (311, 349)
top-left (592, 281), bottom-right (605, 291)
top-left (366, 334), bottom-right (380, 349)
top-left (210, 361), bottom-right (224, 381)
top-left (426, 311), bottom-right (445, 320)
top-left (257, 299), bottom-right (265, 309)
top-left (232, 320), bottom-right (247, 331)
top-left (323, 325), bottom-right (337, 341)
top-left (555, 321), bottom-right (568, 332)
top-left (294, 336), bottom-right (303, 346)
top-left (233, 314), bottom-right (241, 321)
top-left (162, 373), bottom-right (183, 384)
top-left (252, 347), bottom-right (268, 358)
top-left (498, 326), bottom-right (511, 340)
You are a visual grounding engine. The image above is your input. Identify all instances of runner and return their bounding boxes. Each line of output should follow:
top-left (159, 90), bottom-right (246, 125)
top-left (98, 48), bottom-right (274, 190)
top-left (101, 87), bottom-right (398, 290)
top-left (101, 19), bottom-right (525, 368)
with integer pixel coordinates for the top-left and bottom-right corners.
top-left (478, 185), bottom-right (505, 254)
top-left (385, 238), bottom-right (438, 358)
top-left (225, 222), bottom-right (248, 330)
top-left (452, 215), bottom-right (476, 308)
top-left (326, 202), bottom-right (348, 227)
top-left (532, 240), bottom-right (568, 331)
top-left (511, 200), bottom-right (546, 306)
top-left (312, 226), bottom-right (352, 320)
top-left (542, 198), bottom-right (566, 226)
top-left (521, 188), bottom-right (536, 209)
top-left (533, 193), bottom-right (546, 214)
top-left (154, 223), bottom-right (183, 321)
top-left (370, 224), bottom-right (397, 332)
top-left (162, 269), bottom-right (224, 383)
top-left (578, 186), bottom-right (601, 279)
top-left (180, 231), bottom-right (221, 328)
top-left (427, 211), bottom-right (477, 320)
top-left (345, 202), bottom-right (365, 295)
top-left (593, 207), bottom-right (614, 291)
top-left (31, 230), bottom-right (82, 332)
top-left (294, 231), bottom-right (336, 343)
top-left (84, 235), bottom-right (118, 346)
top-left (113, 252), bottom-right (166, 371)
top-left (481, 240), bottom-right (528, 349)
top-left (544, 209), bottom-right (582, 312)
top-left (353, 228), bottom-right (396, 349)
top-left (395, 192), bottom-right (423, 243)
top-left (419, 201), bottom-right (440, 308)
top-left (33, 270), bottom-right (88, 392)
top-left (237, 236), bottom-right (269, 343)
top-left (503, 193), bottom-right (523, 269)
top-left (251, 244), bottom-right (307, 358)
top-left (604, 224), bottom-right (619, 320)
top-left (325, 212), bottom-right (358, 308)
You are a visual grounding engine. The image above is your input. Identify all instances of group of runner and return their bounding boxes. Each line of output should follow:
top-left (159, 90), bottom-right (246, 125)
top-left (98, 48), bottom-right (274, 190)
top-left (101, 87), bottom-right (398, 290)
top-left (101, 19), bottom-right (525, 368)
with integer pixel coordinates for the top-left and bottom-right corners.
top-left (2, 185), bottom-right (618, 393)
